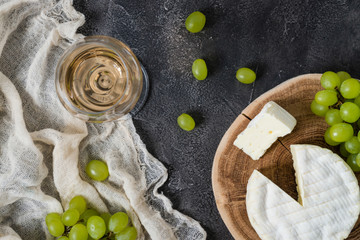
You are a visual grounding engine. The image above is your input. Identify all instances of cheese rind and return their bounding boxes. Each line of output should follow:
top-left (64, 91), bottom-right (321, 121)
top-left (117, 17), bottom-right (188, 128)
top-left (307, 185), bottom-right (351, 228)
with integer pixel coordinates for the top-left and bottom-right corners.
top-left (246, 144), bottom-right (360, 240)
top-left (234, 101), bottom-right (296, 160)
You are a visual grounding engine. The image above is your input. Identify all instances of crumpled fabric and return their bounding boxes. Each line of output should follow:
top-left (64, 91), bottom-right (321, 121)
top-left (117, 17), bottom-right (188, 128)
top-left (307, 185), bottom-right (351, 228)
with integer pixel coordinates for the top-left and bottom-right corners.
top-left (0, 0), bottom-right (207, 239)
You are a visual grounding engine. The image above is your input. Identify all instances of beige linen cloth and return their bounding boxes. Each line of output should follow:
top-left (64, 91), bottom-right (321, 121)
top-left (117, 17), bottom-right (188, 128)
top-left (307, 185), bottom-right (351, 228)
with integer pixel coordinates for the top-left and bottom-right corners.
top-left (0, 0), bottom-right (207, 239)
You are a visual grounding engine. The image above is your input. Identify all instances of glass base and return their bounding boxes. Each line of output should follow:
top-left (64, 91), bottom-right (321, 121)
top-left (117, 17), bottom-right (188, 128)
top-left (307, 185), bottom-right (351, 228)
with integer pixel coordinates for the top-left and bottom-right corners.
top-left (129, 63), bottom-right (149, 116)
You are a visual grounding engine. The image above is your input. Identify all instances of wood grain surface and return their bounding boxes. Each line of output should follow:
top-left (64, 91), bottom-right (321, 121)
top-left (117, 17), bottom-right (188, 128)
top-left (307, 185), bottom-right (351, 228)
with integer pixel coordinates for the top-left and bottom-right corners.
top-left (212, 74), bottom-right (360, 240)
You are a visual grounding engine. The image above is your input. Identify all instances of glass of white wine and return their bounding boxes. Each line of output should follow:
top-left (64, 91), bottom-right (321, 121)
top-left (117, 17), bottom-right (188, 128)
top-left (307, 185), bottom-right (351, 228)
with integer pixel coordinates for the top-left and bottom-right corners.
top-left (55, 35), bottom-right (148, 122)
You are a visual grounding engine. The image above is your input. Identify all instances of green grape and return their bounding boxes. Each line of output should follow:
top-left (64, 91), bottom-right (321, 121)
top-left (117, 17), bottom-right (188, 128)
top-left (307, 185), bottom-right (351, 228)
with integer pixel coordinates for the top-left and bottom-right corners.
top-left (347, 154), bottom-right (360, 172)
top-left (69, 196), bottom-right (87, 215)
top-left (236, 67), bottom-right (256, 84)
top-left (337, 71), bottom-right (351, 83)
top-left (100, 213), bottom-right (111, 233)
top-left (46, 219), bottom-right (65, 237)
top-left (354, 95), bottom-right (360, 107)
top-left (46, 212), bottom-right (61, 225)
top-left (87, 216), bottom-right (106, 240)
top-left (324, 127), bottom-right (340, 146)
top-left (81, 209), bottom-right (99, 224)
top-left (69, 224), bottom-right (88, 240)
top-left (320, 71), bottom-right (340, 89)
top-left (58, 237), bottom-right (69, 240)
top-left (340, 102), bottom-right (360, 123)
top-left (192, 59), bottom-right (207, 80)
top-left (177, 113), bottom-right (195, 131)
top-left (310, 100), bottom-right (328, 117)
top-left (62, 209), bottom-right (80, 227)
top-left (314, 90), bottom-right (338, 106)
top-left (86, 160), bottom-right (109, 181)
top-left (340, 78), bottom-right (360, 99)
top-left (345, 136), bottom-right (360, 154)
top-left (325, 109), bottom-right (342, 126)
top-left (329, 123), bottom-right (353, 142)
top-left (340, 143), bottom-right (351, 158)
top-left (115, 227), bottom-right (137, 240)
top-left (185, 11), bottom-right (206, 33)
top-left (356, 153), bottom-right (360, 167)
top-left (108, 212), bottom-right (129, 234)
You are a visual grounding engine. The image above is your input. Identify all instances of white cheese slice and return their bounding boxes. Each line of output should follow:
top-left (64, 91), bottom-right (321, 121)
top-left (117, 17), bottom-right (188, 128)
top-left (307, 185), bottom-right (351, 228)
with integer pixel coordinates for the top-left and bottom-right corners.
top-left (234, 101), bottom-right (296, 160)
top-left (246, 144), bottom-right (360, 240)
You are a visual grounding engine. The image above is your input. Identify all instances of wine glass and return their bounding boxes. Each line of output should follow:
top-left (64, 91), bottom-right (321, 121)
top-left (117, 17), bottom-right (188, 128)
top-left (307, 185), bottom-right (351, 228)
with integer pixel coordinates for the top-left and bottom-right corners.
top-left (55, 35), bottom-right (149, 122)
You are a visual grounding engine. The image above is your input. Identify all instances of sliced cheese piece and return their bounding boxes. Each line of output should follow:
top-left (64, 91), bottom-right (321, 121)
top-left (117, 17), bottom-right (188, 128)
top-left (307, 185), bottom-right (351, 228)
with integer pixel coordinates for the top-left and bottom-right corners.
top-left (234, 101), bottom-right (296, 160)
top-left (246, 144), bottom-right (360, 240)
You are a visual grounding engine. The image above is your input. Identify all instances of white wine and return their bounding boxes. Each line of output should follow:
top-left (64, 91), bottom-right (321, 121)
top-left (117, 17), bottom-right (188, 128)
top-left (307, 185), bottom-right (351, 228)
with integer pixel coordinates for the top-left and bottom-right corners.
top-left (66, 46), bottom-right (129, 112)
top-left (56, 36), bottom-right (143, 122)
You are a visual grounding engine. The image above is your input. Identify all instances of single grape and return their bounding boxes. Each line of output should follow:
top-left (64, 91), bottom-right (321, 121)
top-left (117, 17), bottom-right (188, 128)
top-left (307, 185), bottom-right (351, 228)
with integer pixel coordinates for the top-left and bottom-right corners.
top-left (87, 216), bottom-right (106, 240)
top-left (337, 71), bottom-right (351, 84)
top-left (108, 212), bottom-right (129, 234)
top-left (69, 224), bottom-right (88, 240)
top-left (356, 154), bottom-right (360, 167)
top-left (192, 59), bottom-right (207, 80)
top-left (80, 209), bottom-right (99, 224)
top-left (340, 78), bottom-right (360, 99)
top-left (345, 136), bottom-right (360, 154)
top-left (329, 123), bottom-right (353, 142)
top-left (340, 102), bottom-right (360, 123)
top-left (236, 67), bottom-right (256, 84)
top-left (62, 209), bottom-right (80, 227)
top-left (177, 113), bottom-right (195, 131)
top-left (45, 212), bottom-right (61, 225)
top-left (115, 227), bottom-right (137, 240)
top-left (46, 219), bottom-right (65, 237)
top-left (314, 90), bottom-right (338, 106)
top-left (324, 127), bottom-right (340, 146)
top-left (347, 154), bottom-right (360, 172)
top-left (324, 109), bottom-right (342, 126)
top-left (86, 160), bottom-right (109, 181)
top-left (69, 196), bottom-right (87, 215)
top-left (100, 213), bottom-right (111, 233)
top-left (185, 11), bottom-right (206, 33)
top-left (58, 237), bottom-right (69, 240)
top-left (354, 95), bottom-right (360, 107)
top-left (340, 143), bottom-right (351, 158)
top-left (310, 100), bottom-right (328, 117)
top-left (320, 71), bottom-right (341, 89)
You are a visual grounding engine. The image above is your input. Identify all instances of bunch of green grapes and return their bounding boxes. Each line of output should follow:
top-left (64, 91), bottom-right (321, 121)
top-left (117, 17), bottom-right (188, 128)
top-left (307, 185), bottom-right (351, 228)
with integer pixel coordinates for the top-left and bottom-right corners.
top-left (45, 195), bottom-right (137, 240)
top-left (311, 71), bottom-right (360, 172)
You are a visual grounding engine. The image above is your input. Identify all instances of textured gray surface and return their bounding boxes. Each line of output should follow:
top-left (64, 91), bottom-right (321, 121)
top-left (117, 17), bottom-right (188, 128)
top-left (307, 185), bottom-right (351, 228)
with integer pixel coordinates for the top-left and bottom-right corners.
top-left (73, 0), bottom-right (360, 239)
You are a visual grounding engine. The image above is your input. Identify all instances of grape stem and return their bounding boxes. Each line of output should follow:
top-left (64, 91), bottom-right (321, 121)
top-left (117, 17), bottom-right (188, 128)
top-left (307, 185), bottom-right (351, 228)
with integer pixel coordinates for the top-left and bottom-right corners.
top-left (64, 226), bottom-right (71, 236)
top-left (100, 231), bottom-right (114, 239)
top-left (333, 90), bottom-right (345, 109)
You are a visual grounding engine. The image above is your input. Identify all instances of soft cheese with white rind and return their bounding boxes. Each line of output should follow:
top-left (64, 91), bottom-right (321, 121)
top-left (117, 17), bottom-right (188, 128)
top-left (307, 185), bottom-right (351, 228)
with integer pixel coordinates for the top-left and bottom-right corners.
top-left (246, 144), bottom-right (360, 240)
top-left (233, 101), bottom-right (296, 160)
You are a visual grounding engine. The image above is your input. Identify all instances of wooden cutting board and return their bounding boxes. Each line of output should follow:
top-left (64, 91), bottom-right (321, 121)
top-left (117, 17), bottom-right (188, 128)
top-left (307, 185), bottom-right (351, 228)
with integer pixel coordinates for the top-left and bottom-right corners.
top-left (212, 73), bottom-right (360, 240)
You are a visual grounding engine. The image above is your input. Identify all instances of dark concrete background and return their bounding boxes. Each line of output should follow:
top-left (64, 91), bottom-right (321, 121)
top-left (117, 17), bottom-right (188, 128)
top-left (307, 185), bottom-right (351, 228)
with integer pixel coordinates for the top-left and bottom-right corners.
top-left (73, 0), bottom-right (360, 239)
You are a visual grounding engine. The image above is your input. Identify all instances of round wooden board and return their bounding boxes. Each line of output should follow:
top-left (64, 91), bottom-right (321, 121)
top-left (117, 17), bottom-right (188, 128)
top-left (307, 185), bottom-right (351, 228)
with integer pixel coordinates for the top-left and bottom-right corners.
top-left (212, 73), bottom-right (360, 240)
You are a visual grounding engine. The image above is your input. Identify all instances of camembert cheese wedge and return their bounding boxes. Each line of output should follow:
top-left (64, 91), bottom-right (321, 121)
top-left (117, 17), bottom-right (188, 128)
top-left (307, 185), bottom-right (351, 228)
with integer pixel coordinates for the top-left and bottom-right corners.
top-left (234, 101), bottom-right (296, 160)
top-left (246, 145), bottom-right (360, 240)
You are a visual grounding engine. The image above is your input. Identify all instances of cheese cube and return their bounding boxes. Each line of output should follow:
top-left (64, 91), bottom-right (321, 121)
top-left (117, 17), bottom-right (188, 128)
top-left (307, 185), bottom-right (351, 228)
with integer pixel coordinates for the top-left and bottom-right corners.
top-left (233, 101), bottom-right (296, 160)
